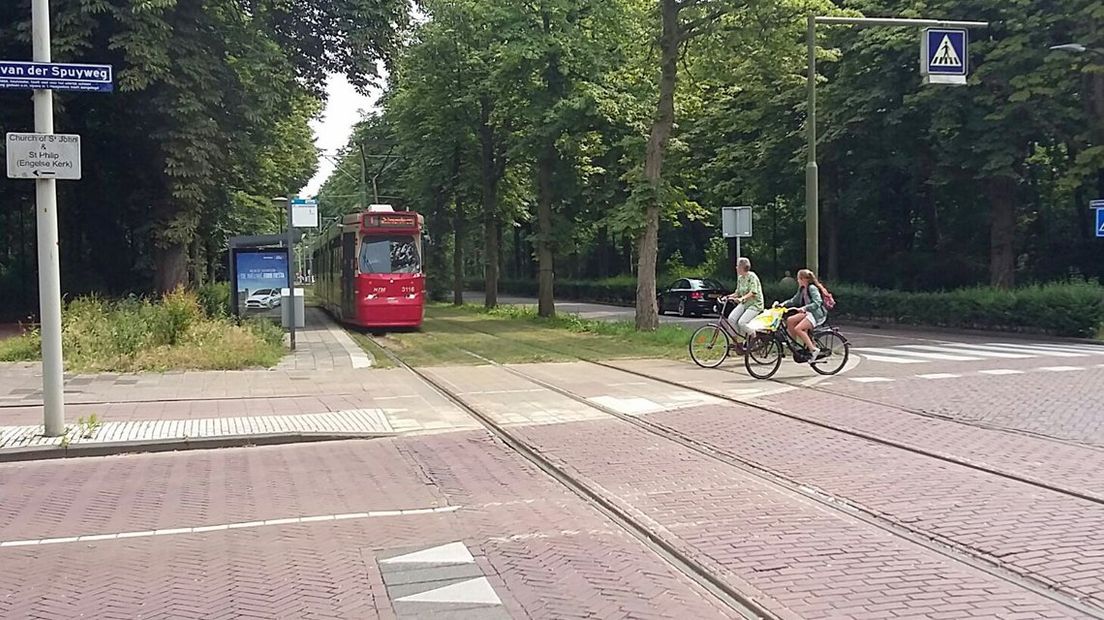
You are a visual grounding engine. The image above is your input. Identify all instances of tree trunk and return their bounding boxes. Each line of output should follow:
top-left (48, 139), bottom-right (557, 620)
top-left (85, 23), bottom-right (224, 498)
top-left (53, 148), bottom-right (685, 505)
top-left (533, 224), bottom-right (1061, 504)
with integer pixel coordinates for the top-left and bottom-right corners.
top-left (154, 240), bottom-right (188, 294)
top-left (634, 0), bottom-right (680, 331)
top-left (988, 177), bottom-right (1017, 289)
top-left (479, 94), bottom-right (502, 309)
top-left (452, 210), bottom-right (464, 306)
top-left (537, 144), bottom-right (556, 318)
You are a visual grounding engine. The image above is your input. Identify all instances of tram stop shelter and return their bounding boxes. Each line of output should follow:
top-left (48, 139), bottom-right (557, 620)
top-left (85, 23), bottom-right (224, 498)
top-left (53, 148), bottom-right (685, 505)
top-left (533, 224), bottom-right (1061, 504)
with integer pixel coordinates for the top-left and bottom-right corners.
top-left (228, 233), bottom-right (302, 323)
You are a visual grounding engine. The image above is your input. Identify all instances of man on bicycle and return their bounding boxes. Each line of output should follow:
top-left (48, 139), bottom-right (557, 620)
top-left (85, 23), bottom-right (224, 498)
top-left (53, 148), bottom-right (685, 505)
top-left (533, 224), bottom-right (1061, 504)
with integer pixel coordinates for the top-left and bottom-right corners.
top-left (723, 257), bottom-right (764, 351)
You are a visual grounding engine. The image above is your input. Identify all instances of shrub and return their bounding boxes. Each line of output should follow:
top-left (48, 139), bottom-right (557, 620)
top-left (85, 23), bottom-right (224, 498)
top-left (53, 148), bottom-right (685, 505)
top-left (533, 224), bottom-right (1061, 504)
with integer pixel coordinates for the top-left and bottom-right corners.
top-left (0, 290), bottom-right (286, 371)
top-left (197, 281), bottom-right (231, 318)
top-left (466, 277), bottom-right (1104, 337)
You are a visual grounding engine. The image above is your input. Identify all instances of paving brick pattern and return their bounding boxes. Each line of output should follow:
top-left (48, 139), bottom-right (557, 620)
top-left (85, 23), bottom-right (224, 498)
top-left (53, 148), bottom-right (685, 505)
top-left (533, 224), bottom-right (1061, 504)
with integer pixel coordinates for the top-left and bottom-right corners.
top-left (648, 404), bottom-right (1104, 608)
top-left (0, 434), bottom-right (735, 619)
top-left (422, 364), bottom-right (1084, 619)
top-left (823, 364), bottom-right (1104, 446)
top-left (759, 387), bottom-right (1104, 500)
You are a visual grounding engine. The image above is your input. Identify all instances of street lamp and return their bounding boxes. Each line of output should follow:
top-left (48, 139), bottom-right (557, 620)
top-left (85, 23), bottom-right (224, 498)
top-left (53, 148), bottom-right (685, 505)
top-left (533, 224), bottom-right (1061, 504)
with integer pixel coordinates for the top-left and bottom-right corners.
top-left (1051, 43), bottom-right (1104, 57)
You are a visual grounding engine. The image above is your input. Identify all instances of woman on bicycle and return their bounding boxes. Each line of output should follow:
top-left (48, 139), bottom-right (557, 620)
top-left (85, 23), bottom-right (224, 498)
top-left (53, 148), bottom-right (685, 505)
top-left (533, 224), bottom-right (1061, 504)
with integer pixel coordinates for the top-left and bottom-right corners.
top-left (724, 257), bottom-right (763, 349)
top-left (779, 269), bottom-right (830, 361)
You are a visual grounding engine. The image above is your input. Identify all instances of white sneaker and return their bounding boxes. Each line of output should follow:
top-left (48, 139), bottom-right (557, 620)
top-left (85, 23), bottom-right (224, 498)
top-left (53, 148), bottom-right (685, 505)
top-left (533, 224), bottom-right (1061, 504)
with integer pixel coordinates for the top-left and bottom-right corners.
top-left (808, 349), bottom-right (820, 364)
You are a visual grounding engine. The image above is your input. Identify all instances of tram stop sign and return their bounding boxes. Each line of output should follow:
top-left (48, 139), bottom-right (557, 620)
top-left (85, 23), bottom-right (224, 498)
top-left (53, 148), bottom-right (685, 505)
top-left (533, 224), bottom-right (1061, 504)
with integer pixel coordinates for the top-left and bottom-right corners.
top-left (921, 29), bottom-right (968, 85)
top-left (1093, 200), bottom-right (1104, 238)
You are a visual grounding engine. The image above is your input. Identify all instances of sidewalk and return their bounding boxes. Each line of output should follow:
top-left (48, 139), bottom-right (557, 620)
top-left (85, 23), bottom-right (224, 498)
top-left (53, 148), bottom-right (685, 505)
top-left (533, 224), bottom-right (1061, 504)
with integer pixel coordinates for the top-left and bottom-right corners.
top-left (0, 310), bottom-right (477, 459)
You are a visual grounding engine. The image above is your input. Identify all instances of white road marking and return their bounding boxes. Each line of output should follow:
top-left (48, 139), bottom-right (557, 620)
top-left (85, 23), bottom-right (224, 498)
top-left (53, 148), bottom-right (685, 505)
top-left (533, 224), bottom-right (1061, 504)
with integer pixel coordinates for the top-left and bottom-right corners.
top-left (901, 345), bottom-right (1032, 359)
top-left (381, 541), bottom-right (474, 565)
top-left (857, 354), bottom-right (927, 365)
top-left (1039, 366), bottom-right (1084, 372)
top-left (917, 373), bottom-right (961, 380)
top-left (979, 369), bottom-right (1025, 376)
top-left (850, 377), bottom-right (895, 383)
top-left (395, 577), bottom-right (503, 605)
top-left (855, 347), bottom-right (982, 362)
top-left (981, 343), bottom-right (1088, 357)
top-left (0, 506), bottom-right (461, 549)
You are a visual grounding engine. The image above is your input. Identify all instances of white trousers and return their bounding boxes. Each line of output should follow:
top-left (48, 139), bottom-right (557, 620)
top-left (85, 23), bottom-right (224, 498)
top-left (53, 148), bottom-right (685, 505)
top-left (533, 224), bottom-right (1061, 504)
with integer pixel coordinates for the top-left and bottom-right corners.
top-left (726, 303), bottom-right (761, 337)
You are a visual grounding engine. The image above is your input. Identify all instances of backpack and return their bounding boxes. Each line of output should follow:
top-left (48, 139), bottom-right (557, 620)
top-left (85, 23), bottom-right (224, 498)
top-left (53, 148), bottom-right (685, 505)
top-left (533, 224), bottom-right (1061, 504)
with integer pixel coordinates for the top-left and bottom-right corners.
top-left (820, 287), bottom-right (836, 310)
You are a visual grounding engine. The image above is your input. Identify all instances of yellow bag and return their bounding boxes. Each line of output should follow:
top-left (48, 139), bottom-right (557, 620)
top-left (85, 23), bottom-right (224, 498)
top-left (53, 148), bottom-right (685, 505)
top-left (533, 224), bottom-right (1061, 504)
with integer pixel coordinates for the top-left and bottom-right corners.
top-left (747, 307), bottom-right (786, 333)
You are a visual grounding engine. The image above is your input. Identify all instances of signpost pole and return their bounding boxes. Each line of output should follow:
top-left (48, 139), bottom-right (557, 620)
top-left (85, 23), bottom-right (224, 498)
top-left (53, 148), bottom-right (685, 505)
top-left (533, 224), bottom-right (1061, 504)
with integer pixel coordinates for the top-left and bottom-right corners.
top-left (286, 198), bottom-right (297, 352)
top-left (805, 15), bottom-right (819, 275)
top-left (32, 0), bottom-right (65, 437)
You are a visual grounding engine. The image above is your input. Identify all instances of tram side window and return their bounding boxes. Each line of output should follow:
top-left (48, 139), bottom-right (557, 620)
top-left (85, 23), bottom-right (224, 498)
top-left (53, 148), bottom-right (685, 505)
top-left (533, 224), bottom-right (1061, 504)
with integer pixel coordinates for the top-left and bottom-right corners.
top-left (359, 236), bottom-right (421, 274)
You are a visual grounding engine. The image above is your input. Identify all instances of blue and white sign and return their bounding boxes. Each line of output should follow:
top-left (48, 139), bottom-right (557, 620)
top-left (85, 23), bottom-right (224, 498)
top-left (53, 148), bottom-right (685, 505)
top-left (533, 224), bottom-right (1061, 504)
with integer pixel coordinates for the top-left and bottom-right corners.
top-left (1095, 208), bottom-right (1104, 239)
top-left (921, 29), bottom-right (968, 85)
top-left (290, 197), bottom-right (319, 228)
top-left (0, 61), bottom-right (113, 92)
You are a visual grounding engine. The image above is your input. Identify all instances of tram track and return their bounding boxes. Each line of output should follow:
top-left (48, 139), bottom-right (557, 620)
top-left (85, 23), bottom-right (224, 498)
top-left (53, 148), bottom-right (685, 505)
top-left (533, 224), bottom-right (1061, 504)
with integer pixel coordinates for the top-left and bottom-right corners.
top-left (366, 334), bottom-right (780, 620)
top-left (368, 324), bottom-right (1104, 618)
top-left (427, 315), bottom-right (1104, 506)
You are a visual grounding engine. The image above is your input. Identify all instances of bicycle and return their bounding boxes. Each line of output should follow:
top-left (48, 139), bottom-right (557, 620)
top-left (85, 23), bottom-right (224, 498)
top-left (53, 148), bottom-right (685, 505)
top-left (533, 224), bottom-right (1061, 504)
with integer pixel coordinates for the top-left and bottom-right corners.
top-left (743, 308), bottom-right (850, 379)
top-left (688, 299), bottom-right (753, 368)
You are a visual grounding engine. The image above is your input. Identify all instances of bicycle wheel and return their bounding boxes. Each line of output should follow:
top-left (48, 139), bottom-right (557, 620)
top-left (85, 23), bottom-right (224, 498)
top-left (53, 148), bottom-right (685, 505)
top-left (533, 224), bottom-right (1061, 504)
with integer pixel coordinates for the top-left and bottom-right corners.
top-left (689, 324), bottom-right (730, 368)
top-left (744, 334), bottom-right (783, 379)
top-left (811, 329), bottom-right (850, 376)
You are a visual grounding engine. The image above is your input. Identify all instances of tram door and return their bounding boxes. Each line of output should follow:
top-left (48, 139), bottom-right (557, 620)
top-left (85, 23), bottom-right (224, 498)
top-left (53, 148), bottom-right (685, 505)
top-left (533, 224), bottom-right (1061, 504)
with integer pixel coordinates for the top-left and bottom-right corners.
top-left (341, 232), bottom-right (357, 319)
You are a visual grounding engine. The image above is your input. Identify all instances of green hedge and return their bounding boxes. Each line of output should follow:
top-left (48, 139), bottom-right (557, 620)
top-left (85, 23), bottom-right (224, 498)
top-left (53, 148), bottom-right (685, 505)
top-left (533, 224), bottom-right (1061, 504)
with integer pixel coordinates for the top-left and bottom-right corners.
top-left (465, 277), bottom-right (1104, 338)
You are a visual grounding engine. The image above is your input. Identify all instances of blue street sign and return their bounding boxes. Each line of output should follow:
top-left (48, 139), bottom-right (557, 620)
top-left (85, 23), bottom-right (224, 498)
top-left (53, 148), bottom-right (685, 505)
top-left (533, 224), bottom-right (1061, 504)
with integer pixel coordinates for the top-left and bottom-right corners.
top-left (0, 61), bottom-right (113, 92)
top-left (922, 29), bottom-right (968, 77)
top-left (1096, 208), bottom-right (1104, 239)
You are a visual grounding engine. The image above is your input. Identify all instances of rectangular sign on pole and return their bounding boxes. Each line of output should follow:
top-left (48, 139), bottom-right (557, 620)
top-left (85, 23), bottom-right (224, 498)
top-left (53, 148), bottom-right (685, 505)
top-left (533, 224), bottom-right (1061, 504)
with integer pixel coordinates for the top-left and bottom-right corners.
top-left (6, 132), bottom-right (81, 180)
top-left (1095, 208), bottom-right (1104, 239)
top-left (0, 61), bottom-right (113, 92)
top-left (921, 29), bottom-right (968, 85)
top-left (291, 197), bottom-right (320, 228)
top-left (722, 206), bottom-right (753, 238)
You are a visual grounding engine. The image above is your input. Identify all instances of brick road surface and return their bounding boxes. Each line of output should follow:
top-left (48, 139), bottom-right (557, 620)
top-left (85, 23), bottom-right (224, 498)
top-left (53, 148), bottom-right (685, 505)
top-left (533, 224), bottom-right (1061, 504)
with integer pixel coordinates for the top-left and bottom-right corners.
top-left (0, 434), bottom-right (736, 619)
top-left (425, 366), bottom-right (1086, 619)
top-left (758, 385), bottom-right (1104, 499)
top-left (538, 361), bottom-right (1104, 501)
top-left (515, 362), bottom-right (1104, 606)
top-left (822, 361), bottom-right (1104, 445)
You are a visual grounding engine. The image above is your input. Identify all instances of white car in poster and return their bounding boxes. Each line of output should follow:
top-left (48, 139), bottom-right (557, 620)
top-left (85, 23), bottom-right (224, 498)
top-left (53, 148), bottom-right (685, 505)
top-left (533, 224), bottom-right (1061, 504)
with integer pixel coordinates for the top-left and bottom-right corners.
top-left (245, 288), bottom-right (281, 309)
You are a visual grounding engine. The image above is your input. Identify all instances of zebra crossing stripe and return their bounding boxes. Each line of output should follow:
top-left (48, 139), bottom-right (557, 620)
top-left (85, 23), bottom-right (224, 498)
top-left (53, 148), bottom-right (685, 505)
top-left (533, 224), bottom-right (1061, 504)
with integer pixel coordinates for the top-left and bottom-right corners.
top-left (900, 345), bottom-right (1032, 359)
top-left (858, 354), bottom-right (927, 365)
top-left (980, 343), bottom-right (1089, 357)
top-left (854, 347), bottom-right (982, 362)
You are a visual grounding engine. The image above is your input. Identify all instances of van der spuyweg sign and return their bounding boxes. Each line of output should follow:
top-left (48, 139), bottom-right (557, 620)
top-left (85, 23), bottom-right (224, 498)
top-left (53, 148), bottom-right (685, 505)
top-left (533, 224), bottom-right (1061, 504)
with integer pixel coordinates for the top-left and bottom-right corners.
top-left (0, 61), bottom-right (113, 92)
top-left (921, 29), bottom-right (968, 85)
top-left (6, 133), bottom-right (81, 180)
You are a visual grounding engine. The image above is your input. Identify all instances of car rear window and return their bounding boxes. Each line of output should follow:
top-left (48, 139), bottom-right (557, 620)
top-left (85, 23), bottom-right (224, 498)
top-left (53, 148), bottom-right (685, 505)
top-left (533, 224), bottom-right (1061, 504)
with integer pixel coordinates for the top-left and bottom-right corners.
top-left (702, 279), bottom-right (724, 290)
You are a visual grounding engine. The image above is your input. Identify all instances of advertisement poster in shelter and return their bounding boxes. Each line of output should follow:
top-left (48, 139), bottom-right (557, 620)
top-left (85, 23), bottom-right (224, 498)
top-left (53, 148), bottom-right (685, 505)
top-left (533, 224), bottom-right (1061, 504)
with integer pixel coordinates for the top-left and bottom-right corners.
top-left (235, 250), bottom-right (289, 319)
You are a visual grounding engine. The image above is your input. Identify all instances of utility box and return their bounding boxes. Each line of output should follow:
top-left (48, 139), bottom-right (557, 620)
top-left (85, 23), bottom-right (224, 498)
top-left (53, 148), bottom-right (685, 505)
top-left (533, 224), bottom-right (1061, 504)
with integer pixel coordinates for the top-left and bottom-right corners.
top-left (280, 288), bottom-right (305, 329)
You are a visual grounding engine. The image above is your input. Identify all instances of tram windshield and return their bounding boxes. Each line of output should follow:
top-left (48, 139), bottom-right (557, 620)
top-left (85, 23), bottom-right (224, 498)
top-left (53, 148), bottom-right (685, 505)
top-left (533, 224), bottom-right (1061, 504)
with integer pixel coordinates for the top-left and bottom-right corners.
top-left (359, 235), bottom-right (421, 274)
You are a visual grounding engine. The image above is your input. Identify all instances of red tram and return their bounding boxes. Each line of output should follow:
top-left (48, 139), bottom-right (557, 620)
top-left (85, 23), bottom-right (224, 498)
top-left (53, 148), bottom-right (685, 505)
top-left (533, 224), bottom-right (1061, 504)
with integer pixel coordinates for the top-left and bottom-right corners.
top-left (312, 205), bottom-right (425, 329)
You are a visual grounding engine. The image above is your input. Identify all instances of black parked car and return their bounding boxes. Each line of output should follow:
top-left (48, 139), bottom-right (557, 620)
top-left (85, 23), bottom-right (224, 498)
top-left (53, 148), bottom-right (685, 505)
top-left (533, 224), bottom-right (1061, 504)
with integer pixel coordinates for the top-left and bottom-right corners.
top-left (657, 278), bottom-right (728, 317)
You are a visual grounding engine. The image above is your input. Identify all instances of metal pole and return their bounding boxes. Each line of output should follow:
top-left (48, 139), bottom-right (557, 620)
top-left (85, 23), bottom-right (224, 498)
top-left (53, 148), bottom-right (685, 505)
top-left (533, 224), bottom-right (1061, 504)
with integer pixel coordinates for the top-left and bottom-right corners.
top-left (805, 14), bottom-right (819, 275)
top-left (358, 142), bottom-right (369, 209)
top-left (736, 237), bottom-right (742, 265)
top-left (32, 0), bottom-right (65, 437)
top-left (802, 15), bottom-right (987, 277)
top-left (286, 198), bottom-right (297, 351)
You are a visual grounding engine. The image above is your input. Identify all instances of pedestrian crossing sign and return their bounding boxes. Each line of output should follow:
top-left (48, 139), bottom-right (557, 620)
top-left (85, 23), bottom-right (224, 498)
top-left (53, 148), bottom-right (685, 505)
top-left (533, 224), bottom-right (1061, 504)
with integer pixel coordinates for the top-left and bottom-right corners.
top-left (921, 29), bottom-right (968, 85)
top-left (1095, 208), bottom-right (1104, 238)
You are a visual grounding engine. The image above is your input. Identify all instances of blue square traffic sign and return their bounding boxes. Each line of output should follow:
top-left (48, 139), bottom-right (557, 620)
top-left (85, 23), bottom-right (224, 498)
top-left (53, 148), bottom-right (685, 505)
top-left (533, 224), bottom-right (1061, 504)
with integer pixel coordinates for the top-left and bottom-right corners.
top-left (923, 29), bottom-right (968, 76)
top-left (1096, 208), bottom-right (1104, 238)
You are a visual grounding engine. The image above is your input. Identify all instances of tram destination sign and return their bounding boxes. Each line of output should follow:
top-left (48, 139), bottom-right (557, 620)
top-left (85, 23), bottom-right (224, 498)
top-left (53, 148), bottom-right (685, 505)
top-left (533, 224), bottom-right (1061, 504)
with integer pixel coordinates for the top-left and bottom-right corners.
top-left (0, 61), bottom-right (113, 92)
top-left (6, 132), bottom-right (81, 180)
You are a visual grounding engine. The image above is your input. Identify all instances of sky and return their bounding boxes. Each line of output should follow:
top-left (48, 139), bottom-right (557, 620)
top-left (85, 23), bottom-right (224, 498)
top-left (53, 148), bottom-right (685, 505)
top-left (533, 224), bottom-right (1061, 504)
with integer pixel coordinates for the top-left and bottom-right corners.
top-left (299, 73), bottom-right (384, 197)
